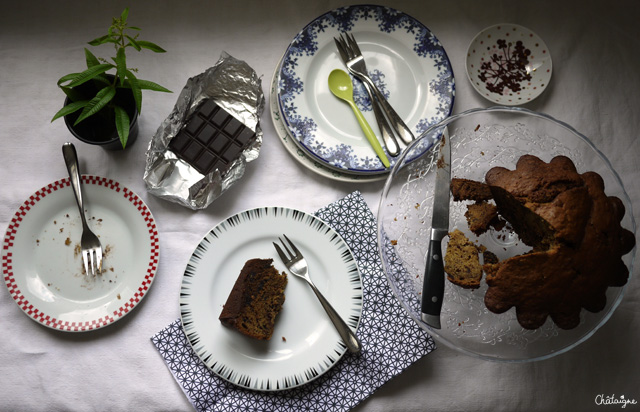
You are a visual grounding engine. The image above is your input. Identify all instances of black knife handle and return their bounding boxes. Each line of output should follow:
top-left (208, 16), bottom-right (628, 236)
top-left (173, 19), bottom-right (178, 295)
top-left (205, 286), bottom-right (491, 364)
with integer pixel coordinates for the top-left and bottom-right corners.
top-left (421, 236), bottom-right (445, 329)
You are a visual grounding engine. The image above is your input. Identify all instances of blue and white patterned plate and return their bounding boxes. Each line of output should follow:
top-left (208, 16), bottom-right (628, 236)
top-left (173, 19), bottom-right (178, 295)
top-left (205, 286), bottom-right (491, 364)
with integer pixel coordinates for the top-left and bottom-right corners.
top-left (179, 207), bottom-right (362, 391)
top-left (278, 5), bottom-right (455, 174)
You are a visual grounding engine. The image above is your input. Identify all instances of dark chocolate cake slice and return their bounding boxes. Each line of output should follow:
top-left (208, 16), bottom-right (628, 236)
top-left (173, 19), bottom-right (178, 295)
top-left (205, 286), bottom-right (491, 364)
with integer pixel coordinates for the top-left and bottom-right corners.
top-left (219, 258), bottom-right (287, 340)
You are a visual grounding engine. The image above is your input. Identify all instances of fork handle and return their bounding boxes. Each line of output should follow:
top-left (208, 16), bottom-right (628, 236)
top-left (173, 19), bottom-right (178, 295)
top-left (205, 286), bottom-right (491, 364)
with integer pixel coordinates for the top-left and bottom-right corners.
top-left (360, 75), bottom-right (415, 145)
top-left (308, 281), bottom-right (362, 354)
top-left (62, 142), bottom-right (88, 228)
top-left (361, 81), bottom-right (400, 156)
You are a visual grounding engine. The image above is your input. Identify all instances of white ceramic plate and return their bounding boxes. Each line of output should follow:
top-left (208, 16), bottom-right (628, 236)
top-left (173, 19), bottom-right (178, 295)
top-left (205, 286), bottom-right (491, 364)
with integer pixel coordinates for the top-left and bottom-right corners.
top-left (466, 23), bottom-right (553, 105)
top-left (270, 55), bottom-right (387, 183)
top-left (2, 176), bottom-right (159, 332)
top-left (180, 207), bottom-right (362, 391)
top-left (278, 4), bottom-right (455, 174)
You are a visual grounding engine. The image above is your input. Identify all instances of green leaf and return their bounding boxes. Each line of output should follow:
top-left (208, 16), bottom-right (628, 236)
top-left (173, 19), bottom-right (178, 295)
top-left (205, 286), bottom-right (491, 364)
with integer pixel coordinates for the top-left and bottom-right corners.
top-left (115, 48), bottom-right (127, 86)
top-left (60, 64), bottom-right (114, 88)
top-left (127, 26), bottom-right (141, 31)
top-left (74, 86), bottom-right (116, 125)
top-left (92, 74), bottom-right (111, 88)
top-left (84, 48), bottom-right (100, 68)
top-left (88, 34), bottom-right (111, 46)
top-left (120, 8), bottom-right (129, 24)
top-left (57, 72), bottom-right (80, 86)
top-left (125, 70), bottom-right (142, 113)
top-left (125, 35), bottom-right (141, 51)
top-left (135, 78), bottom-right (172, 93)
top-left (114, 105), bottom-right (130, 148)
top-left (60, 86), bottom-right (85, 102)
top-left (51, 100), bottom-right (89, 122)
top-left (136, 40), bottom-right (166, 53)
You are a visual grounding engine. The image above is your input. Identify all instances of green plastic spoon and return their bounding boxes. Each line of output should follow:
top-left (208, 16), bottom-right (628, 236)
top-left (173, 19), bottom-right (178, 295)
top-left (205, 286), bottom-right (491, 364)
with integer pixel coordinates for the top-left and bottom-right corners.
top-left (328, 69), bottom-right (390, 168)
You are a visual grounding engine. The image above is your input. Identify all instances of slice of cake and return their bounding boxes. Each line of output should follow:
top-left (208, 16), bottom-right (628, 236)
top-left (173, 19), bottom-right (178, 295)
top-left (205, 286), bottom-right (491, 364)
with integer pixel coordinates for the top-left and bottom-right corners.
top-left (444, 229), bottom-right (483, 289)
top-left (219, 258), bottom-right (287, 340)
top-left (464, 201), bottom-right (499, 235)
top-left (451, 177), bottom-right (493, 202)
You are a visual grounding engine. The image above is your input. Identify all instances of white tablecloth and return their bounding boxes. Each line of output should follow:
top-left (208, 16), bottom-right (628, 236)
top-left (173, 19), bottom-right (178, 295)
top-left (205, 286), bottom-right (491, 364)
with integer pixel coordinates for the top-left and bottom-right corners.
top-left (1, 1), bottom-right (638, 411)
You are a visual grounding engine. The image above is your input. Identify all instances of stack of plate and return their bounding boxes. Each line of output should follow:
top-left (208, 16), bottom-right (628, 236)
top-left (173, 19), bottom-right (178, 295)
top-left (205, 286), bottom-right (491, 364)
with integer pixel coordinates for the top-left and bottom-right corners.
top-left (271, 5), bottom-right (456, 182)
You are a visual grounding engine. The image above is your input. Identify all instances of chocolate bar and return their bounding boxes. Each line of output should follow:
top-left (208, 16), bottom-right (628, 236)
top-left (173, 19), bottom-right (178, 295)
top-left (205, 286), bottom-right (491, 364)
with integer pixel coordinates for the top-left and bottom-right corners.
top-left (169, 99), bottom-right (256, 175)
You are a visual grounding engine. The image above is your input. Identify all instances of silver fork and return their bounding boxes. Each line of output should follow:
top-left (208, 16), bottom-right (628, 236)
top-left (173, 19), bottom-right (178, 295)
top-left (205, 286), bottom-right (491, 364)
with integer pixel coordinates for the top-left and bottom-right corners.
top-left (334, 35), bottom-right (400, 157)
top-left (62, 142), bottom-right (103, 276)
top-left (274, 234), bottom-right (362, 354)
top-left (337, 32), bottom-right (415, 146)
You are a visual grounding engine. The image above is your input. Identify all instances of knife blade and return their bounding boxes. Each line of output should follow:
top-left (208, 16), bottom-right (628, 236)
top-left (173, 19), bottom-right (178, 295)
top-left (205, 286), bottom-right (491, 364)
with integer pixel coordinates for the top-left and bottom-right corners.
top-left (420, 129), bottom-right (451, 329)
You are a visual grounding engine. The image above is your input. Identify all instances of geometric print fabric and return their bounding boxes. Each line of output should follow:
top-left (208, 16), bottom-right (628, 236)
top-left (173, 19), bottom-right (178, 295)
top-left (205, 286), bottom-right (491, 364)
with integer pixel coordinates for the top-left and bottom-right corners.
top-left (151, 191), bottom-right (435, 411)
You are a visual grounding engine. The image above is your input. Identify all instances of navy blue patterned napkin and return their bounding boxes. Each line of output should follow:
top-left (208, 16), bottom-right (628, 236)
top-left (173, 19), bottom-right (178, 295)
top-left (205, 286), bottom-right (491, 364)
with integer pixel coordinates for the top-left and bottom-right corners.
top-left (151, 191), bottom-right (434, 411)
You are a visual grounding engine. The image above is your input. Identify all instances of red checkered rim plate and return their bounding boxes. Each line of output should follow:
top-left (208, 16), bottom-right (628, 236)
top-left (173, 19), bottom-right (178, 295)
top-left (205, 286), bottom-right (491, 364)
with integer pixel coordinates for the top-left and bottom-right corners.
top-left (2, 175), bottom-right (159, 332)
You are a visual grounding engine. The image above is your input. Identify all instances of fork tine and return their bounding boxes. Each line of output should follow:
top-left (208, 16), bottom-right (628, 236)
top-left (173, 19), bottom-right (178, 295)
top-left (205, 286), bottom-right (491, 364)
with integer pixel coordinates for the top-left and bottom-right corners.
top-left (278, 236), bottom-right (295, 259)
top-left (91, 250), bottom-right (97, 276)
top-left (346, 32), bottom-right (361, 55)
top-left (333, 37), bottom-right (350, 63)
top-left (339, 33), bottom-right (355, 58)
top-left (82, 250), bottom-right (91, 276)
top-left (95, 248), bottom-right (103, 274)
top-left (273, 242), bottom-right (289, 263)
top-left (282, 234), bottom-right (301, 257)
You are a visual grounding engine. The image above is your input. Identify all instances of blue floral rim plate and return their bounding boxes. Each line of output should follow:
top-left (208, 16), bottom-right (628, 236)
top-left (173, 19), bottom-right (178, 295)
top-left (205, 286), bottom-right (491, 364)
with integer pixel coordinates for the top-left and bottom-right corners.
top-left (277, 4), bottom-right (455, 174)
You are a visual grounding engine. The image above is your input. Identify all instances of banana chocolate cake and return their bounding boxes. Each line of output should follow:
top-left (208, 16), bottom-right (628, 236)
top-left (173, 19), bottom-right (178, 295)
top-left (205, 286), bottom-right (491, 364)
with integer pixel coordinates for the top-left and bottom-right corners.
top-left (219, 258), bottom-right (287, 340)
top-left (448, 155), bottom-right (635, 330)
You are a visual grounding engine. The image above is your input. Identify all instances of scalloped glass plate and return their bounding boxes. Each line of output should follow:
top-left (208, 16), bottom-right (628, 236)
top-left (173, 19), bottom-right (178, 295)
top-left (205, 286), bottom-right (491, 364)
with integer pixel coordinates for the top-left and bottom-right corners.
top-left (277, 4), bottom-right (455, 174)
top-left (377, 107), bottom-right (636, 362)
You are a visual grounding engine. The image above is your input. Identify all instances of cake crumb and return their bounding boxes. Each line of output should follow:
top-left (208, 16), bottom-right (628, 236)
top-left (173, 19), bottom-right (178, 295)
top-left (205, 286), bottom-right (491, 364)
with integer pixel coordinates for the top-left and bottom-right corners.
top-left (282, 336), bottom-right (286, 342)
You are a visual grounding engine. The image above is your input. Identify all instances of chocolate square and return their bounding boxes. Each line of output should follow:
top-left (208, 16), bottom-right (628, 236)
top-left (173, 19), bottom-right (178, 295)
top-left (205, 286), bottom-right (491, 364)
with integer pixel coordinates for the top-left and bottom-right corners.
top-left (196, 124), bottom-right (216, 145)
top-left (224, 117), bottom-right (242, 136)
top-left (183, 141), bottom-right (204, 162)
top-left (185, 116), bottom-right (204, 135)
top-left (222, 143), bottom-right (242, 163)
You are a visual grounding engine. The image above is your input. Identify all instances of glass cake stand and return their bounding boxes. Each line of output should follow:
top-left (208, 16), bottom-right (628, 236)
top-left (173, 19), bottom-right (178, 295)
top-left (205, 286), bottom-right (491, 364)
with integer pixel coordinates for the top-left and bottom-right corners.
top-left (377, 106), bottom-right (636, 362)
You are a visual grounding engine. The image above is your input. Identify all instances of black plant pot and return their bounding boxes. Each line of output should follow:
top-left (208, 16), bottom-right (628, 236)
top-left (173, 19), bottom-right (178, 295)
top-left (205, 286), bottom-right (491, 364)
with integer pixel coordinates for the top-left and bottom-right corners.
top-left (63, 74), bottom-right (139, 150)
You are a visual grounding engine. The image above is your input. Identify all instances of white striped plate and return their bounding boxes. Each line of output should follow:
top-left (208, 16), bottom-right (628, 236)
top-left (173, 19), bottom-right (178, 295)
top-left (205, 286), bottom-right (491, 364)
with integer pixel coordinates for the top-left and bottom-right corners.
top-left (179, 207), bottom-right (362, 391)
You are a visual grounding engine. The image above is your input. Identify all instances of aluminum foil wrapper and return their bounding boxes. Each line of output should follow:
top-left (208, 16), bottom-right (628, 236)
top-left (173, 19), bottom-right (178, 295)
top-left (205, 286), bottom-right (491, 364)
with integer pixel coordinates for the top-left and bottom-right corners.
top-left (143, 52), bottom-right (265, 209)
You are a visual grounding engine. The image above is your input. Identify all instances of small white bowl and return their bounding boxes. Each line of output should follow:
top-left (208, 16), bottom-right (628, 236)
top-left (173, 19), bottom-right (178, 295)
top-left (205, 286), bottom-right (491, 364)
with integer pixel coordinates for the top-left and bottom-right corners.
top-left (466, 24), bottom-right (552, 105)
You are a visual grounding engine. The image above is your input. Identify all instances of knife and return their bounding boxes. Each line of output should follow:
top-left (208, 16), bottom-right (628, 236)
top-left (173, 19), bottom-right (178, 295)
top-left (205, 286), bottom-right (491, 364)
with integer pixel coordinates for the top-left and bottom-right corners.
top-left (420, 130), bottom-right (451, 329)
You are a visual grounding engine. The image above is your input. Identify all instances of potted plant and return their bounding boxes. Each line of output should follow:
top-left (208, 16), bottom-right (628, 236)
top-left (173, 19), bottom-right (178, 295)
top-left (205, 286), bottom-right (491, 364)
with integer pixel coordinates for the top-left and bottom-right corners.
top-left (52, 7), bottom-right (171, 150)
